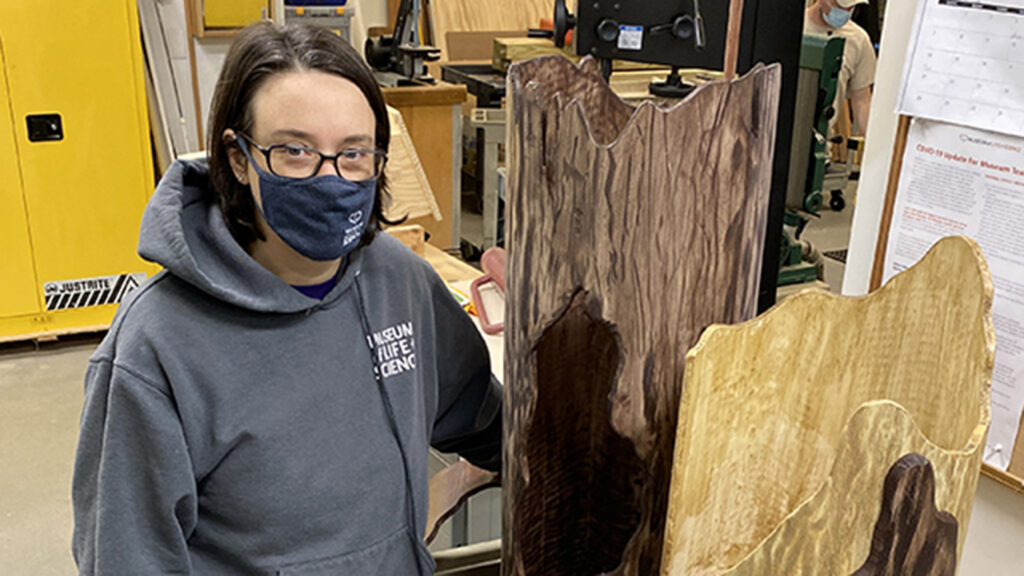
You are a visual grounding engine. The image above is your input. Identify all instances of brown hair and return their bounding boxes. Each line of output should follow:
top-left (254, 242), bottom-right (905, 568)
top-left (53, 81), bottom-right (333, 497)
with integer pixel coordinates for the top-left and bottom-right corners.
top-left (207, 21), bottom-right (397, 248)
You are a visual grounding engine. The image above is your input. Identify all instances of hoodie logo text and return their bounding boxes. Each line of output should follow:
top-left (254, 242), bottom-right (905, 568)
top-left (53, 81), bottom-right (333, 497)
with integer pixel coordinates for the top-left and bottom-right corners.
top-left (368, 321), bottom-right (417, 379)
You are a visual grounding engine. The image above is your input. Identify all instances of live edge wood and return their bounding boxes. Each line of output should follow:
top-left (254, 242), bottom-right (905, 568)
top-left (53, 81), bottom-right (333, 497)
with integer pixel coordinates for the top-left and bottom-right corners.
top-left (662, 236), bottom-right (993, 576)
top-left (503, 56), bottom-right (781, 575)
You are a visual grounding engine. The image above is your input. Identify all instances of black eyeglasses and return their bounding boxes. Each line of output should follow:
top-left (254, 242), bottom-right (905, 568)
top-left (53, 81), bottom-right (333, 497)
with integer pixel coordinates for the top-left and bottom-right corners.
top-left (236, 132), bottom-right (387, 182)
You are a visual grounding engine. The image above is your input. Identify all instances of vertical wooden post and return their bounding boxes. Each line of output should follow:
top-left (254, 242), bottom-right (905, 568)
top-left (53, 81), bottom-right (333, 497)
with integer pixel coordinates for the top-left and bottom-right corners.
top-left (724, 0), bottom-right (745, 80)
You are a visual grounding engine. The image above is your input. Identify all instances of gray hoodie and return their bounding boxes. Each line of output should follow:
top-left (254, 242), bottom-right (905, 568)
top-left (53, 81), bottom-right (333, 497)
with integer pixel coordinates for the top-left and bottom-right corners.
top-left (72, 160), bottom-right (501, 575)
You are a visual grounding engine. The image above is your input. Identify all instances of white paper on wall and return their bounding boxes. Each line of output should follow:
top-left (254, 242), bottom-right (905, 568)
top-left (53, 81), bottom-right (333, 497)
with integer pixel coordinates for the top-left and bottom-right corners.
top-left (898, 0), bottom-right (1024, 137)
top-left (883, 118), bottom-right (1024, 470)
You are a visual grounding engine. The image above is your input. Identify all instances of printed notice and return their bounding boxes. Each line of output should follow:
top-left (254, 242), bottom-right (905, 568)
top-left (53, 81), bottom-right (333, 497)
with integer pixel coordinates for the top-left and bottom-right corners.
top-left (883, 118), bottom-right (1024, 470)
top-left (898, 0), bottom-right (1024, 136)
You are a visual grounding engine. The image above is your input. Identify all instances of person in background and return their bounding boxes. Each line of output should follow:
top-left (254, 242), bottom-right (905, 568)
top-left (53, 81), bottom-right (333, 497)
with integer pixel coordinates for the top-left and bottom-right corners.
top-left (806, 0), bottom-right (878, 135)
top-left (72, 21), bottom-right (500, 575)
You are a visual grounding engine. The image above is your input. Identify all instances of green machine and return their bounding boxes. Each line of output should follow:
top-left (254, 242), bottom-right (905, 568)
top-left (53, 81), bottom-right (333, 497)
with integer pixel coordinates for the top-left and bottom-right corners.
top-left (778, 34), bottom-right (844, 286)
top-left (788, 33), bottom-right (845, 215)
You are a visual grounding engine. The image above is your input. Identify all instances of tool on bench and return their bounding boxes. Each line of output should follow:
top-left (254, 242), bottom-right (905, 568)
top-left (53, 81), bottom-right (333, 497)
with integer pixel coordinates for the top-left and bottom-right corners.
top-left (470, 247), bottom-right (505, 335)
top-left (364, 0), bottom-right (439, 86)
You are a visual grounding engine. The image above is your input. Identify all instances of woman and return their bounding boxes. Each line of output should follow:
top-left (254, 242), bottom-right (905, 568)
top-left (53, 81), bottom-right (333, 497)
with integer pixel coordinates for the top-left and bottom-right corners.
top-left (72, 22), bottom-right (500, 574)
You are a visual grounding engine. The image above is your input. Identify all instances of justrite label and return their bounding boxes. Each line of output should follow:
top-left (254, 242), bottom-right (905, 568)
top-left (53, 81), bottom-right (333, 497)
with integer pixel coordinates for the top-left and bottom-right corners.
top-left (43, 273), bottom-right (146, 311)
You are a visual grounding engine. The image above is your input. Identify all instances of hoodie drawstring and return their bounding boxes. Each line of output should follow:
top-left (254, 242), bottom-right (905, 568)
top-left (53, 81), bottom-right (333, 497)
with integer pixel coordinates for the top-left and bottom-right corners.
top-left (353, 273), bottom-right (429, 576)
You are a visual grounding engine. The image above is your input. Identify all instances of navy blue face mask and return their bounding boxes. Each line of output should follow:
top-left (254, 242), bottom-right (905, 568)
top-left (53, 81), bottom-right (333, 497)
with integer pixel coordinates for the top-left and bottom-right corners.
top-left (236, 137), bottom-right (377, 261)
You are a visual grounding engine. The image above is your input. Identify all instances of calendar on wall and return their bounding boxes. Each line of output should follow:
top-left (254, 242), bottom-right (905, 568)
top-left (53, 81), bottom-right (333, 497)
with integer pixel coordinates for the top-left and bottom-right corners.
top-left (898, 0), bottom-right (1024, 136)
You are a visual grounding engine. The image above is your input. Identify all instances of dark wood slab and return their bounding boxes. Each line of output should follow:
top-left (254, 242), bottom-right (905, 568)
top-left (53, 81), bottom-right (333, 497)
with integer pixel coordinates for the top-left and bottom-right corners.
top-left (502, 55), bottom-right (781, 575)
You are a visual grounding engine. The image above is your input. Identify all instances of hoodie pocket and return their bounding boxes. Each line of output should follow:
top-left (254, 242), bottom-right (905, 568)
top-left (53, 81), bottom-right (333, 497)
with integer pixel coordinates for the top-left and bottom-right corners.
top-left (275, 526), bottom-right (425, 575)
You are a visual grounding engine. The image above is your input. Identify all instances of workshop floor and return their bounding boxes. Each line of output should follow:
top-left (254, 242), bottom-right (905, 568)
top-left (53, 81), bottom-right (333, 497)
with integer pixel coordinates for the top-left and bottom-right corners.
top-left (0, 336), bottom-right (94, 575)
top-left (799, 187), bottom-right (857, 294)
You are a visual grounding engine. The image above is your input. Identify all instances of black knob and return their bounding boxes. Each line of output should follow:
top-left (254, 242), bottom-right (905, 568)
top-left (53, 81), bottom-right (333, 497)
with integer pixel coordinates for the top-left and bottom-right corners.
top-left (553, 0), bottom-right (577, 48)
top-left (597, 19), bottom-right (620, 43)
top-left (364, 36), bottom-right (393, 70)
top-left (673, 15), bottom-right (695, 40)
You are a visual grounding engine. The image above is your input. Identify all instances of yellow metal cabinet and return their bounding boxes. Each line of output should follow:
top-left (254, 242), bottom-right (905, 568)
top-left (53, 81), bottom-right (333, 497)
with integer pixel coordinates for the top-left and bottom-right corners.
top-left (204, 0), bottom-right (270, 28)
top-left (0, 0), bottom-right (157, 342)
top-left (0, 40), bottom-right (40, 320)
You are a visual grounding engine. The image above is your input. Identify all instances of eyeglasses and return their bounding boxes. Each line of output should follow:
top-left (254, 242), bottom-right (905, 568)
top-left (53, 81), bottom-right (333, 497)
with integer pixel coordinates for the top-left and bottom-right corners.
top-left (235, 132), bottom-right (387, 182)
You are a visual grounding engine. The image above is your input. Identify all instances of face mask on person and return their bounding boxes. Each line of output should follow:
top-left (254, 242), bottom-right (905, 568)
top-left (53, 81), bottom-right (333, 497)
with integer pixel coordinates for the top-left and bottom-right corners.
top-left (236, 137), bottom-right (378, 262)
top-left (823, 4), bottom-right (852, 28)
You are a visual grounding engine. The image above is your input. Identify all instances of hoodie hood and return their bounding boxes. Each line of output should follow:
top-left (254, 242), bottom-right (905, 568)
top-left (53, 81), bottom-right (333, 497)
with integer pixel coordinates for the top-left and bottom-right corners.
top-left (138, 159), bottom-right (358, 313)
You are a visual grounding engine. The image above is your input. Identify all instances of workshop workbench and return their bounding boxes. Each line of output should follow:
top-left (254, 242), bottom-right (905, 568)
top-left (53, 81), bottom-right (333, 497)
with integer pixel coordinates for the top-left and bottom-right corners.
top-left (424, 244), bottom-right (479, 283)
top-left (424, 243), bottom-right (503, 392)
top-left (383, 82), bottom-right (468, 252)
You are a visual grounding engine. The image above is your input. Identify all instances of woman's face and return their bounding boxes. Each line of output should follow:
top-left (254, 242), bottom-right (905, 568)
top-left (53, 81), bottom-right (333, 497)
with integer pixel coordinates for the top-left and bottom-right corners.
top-left (227, 69), bottom-right (377, 209)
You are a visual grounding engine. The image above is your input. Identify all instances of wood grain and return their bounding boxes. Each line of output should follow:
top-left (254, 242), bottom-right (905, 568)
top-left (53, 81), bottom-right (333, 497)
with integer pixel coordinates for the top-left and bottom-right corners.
top-left (724, 0), bottom-right (744, 80)
top-left (492, 38), bottom-right (578, 73)
top-left (662, 236), bottom-right (994, 576)
top-left (492, 37), bottom-right (672, 74)
top-left (516, 291), bottom-right (646, 574)
top-left (423, 244), bottom-right (480, 284)
top-left (503, 56), bottom-right (781, 575)
top-left (383, 224), bottom-right (427, 256)
top-left (852, 453), bottom-right (958, 576)
top-left (430, 0), bottom-right (552, 61)
top-left (384, 107), bottom-right (442, 224)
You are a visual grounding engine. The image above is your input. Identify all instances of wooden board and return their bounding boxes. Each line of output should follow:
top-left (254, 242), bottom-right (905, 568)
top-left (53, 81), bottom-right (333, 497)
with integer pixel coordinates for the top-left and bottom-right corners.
top-left (503, 56), bottom-right (781, 575)
top-left (383, 224), bottom-right (427, 257)
top-left (662, 236), bottom-right (993, 576)
top-left (869, 115), bottom-right (912, 292)
top-left (384, 107), bottom-right (442, 223)
top-left (446, 30), bottom-right (525, 62)
top-left (0, 325), bottom-right (110, 346)
top-left (423, 244), bottom-right (480, 284)
top-left (429, 0), bottom-right (551, 61)
top-left (492, 37), bottom-right (672, 74)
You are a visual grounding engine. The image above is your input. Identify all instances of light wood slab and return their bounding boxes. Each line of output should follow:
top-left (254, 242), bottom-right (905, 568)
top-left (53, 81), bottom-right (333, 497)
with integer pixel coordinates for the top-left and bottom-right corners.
top-left (662, 236), bottom-right (994, 576)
